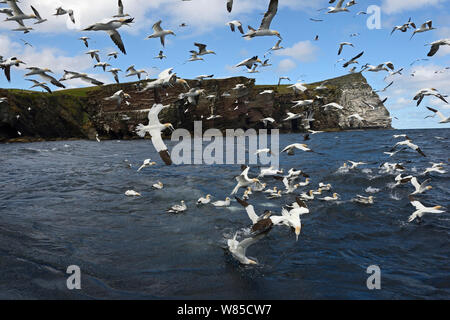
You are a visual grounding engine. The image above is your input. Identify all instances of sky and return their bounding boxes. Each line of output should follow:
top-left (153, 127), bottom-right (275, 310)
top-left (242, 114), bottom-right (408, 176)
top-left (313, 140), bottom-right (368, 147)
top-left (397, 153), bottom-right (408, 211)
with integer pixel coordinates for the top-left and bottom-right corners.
top-left (0, 0), bottom-right (449, 129)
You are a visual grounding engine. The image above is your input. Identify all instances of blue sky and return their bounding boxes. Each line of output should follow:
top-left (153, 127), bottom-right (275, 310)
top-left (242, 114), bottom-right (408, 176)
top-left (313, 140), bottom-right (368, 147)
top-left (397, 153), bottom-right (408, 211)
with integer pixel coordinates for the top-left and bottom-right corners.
top-left (0, 0), bottom-right (449, 129)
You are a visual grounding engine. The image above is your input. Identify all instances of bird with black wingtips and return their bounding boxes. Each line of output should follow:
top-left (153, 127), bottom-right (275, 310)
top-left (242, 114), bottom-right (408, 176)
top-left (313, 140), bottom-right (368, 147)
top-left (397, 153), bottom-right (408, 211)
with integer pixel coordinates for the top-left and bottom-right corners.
top-left (146, 20), bottom-right (176, 47)
top-left (243, 0), bottom-right (281, 40)
top-left (84, 18), bottom-right (134, 54)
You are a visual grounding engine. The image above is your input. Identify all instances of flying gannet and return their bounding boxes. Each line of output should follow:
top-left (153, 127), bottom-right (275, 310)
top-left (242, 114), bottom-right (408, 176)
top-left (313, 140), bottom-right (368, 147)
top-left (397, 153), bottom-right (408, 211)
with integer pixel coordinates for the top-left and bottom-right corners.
top-left (126, 65), bottom-right (148, 80)
top-left (342, 51), bottom-right (364, 68)
top-left (25, 79), bottom-right (52, 93)
top-left (410, 177), bottom-right (432, 195)
top-left (243, 0), bottom-right (281, 40)
top-left (408, 196), bottom-right (444, 222)
top-left (135, 104), bottom-right (174, 165)
top-left (426, 39), bottom-right (450, 57)
top-left (413, 88), bottom-right (448, 106)
top-left (54, 7), bottom-right (75, 24)
top-left (227, 20), bottom-right (244, 34)
top-left (113, 0), bottom-right (130, 18)
top-left (231, 167), bottom-right (260, 195)
top-left (281, 143), bottom-right (314, 155)
top-left (79, 37), bottom-right (90, 48)
top-left (107, 68), bottom-right (122, 84)
top-left (227, 232), bottom-right (266, 265)
top-left (146, 20), bottom-right (175, 47)
top-left (327, 0), bottom-right (350, 13)
top-left (24, 67), bottom-right (66, 88)
top-left (425, 107), bottom-right (449, 123)
top-left (0, 57), bottom-right (25, 82)
top-left (338, 42), bottom-right (353, 55)
top-left (84, 18), bottom-right (134, 54)
top-left (410, 20), bottom-right (435, 39)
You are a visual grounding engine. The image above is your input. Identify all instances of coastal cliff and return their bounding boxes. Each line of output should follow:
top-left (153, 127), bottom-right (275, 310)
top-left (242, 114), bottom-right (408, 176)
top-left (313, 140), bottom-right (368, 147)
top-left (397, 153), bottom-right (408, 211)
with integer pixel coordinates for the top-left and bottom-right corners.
top-left (0, 72), bottom-right (392, 143)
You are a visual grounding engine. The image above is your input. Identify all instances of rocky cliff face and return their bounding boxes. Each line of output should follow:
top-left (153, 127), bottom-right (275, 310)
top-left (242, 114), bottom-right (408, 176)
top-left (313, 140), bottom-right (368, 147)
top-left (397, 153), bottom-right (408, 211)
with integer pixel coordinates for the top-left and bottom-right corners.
top-left (0, 72), bottom-right (391, 142)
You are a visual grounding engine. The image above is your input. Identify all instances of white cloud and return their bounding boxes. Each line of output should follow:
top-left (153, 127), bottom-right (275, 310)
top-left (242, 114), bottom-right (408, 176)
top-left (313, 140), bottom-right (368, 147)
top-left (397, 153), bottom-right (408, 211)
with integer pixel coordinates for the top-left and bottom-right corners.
top-left (274, 41), bottom-right (319, 63)
top-left (382, 0), bottom-right (448, 15)
top-left (276, 59), bottom-right (297, 74)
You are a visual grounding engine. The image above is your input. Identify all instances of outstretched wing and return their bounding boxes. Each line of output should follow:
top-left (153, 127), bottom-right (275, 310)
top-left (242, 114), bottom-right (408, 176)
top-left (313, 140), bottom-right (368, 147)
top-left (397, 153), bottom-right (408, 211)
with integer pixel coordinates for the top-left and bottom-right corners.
top-left (107, 30), bottom-right (126, 54)
top-left (259, 0), bottom-right (278, 30)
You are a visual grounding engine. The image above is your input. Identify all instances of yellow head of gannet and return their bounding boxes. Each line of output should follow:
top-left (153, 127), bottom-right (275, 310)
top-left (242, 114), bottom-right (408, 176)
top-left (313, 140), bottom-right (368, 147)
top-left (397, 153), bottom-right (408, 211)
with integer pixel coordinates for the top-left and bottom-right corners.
top-left (163, 123), bottom-right (175, 131)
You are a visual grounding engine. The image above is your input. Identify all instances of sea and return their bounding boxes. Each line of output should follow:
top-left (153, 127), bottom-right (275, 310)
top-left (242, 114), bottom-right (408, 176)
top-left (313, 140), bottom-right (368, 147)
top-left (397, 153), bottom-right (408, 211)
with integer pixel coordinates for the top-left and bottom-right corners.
top-left (0, 129), bottom-right (449, 299)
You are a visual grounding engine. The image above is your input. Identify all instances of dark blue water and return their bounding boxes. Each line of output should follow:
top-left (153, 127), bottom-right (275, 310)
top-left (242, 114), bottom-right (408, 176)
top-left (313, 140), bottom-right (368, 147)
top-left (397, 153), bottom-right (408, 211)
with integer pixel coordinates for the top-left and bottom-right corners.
top-left (0, 129), bottom-right (449, 299)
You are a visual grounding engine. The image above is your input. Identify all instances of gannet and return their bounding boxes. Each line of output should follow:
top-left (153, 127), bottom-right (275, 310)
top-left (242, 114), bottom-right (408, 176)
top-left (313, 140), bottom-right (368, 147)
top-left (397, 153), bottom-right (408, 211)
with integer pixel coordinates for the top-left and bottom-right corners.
top-left (425, 107), bottom-right (449, 123)
top-left (5, 1), bottom-right (37, 22)
top-left (54, 7), bottom-right (75, 24)
top-left (342, 51), bottom-right (364, 68)
top-left (186, 51), bottom-right (204, 63)
top-left (235, 56), bottom-right (262, 70)
top-left (338, 42), bottom-right (353, 55)
top-left (260, 90), bottom-right (274, 95)
top-left (154, 51), bottom-right (167, 60)
top-left (319, 193), bottom-right (339, 201)
top-left (26, 79), bottom-right (52, 93)
top-left (235, 197), bottom-right (287, 235)
top-left (0, 97), bottom-right (7, 103)
top-left (273, 175), bottom-right (300, 194)
top-left (312, 188), bottom-right (323, 195)
top-left (126, 65), bottom-right (148, 80)
top-left (227, 232), bottom-right (266, 265)
top-left (300, 190), bottom-right (315, 200)
top-left (410, 20), bottom-right (435, 39)
top-left (265, 39), bottom-right (283, 56)
top-left (24, 67), bottom-right (66, 88)
top-left (267, 190), bottom-right (282, 199)
top-left (167, 201), bottom-right (187, 213)
top-left (281, 198), bottom-right (309, 240)
top-left (423, 165), bottom-right (446, 175)
top-left (308, 130), bottom-right (324, 134)
top-left (108, 51), bottom-right (119, 59)
top-left (352, 195), bottom-right (374, 204)
top-left (288, 82), bottom-right (308, 93)
top-left (391, 139), bottom-right (426, 157)
top-left (327, 0), bottom-right (350, 13)
top-left (137, 159), bottom-right (156, 172)
top-left (84, 18), bottom-right (134, 54)
top-left (260, 117), bottom-right (275, 127)
top-left (243, 0), bottom-right (281, 40)
top-left (107, 68), bottom-right (122, 84)
top-left (292, 100), bottom-right (314, 108)
top-left (226, 20), bottom-right (244, 34)
top-left (95, 133), bottom-right (100, 142)
top-left (179, 88), bottom-right (206, 104)
top-left (103, 90), bottom-right (131, 107)
top-left (146, 20), bottom-right (175, 47)
top-left (315, 82), bottom-right (328, 90)
top-left (391, 17), bottom-right (415, 35)
top-left (113, 0), bottom-right (130, 18)
top-left (195, 74), bottom-right (214, 81)
top-left (414, 88), bottom-right (448, 107)
top-left (322, 102), bottom-right (344, 110)
top-left (140, 68), bottom-right (177, 91)
top-left (86, 50), bottom-right (100, 62)
top-left (299, 178), bottom-right (311, 187)
top-left (426, 39), bottom-right (450, 57)
top-left (247, 64), bottom-right (259, 73)
top-left (135, 104), bottom-right (174, 165)
top-left (152, 182), bottom-right (164, 189)
top-left (410, 177), bottom-right (432, 195)
top-left (347, 161), bottom-right (366, 169)
top-left (281, 143), bottom-right (314, 155)
top-left (79, 37), bottom-right (90, 48)
top-left (408, 196), bottom-right (444, 222)
top-left (0, 57), bottom-right (25, 82)
top-left (278, 76), bottom-right (291, 86)
top-left (125, 190), bottom-right (141, 196)
top-left (212, 197), bottom-right (231, 207)
top-left (231, 166), bottom-right (260, 195)
top-left (258, 167), bottom-right (282, 178)
top-left (260, 59), bottom-right (272, 67)
top-left (252, 182), bottom-right (267, 192)
top-left (192, 43), bottom-right (216, 56)
top-left (94, 62), bottom-right (111, 72)
top-left (283, 112), bottom-right (302, 121)
top-left (393, 174), bottom-right (413, 187)
top-left (197, 194), bottom-right (212, 205)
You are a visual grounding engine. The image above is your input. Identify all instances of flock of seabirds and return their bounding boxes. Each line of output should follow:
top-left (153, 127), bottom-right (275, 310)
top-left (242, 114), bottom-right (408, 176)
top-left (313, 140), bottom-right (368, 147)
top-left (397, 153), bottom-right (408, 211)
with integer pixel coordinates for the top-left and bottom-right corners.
top-left (0, 0), bottom-right (449, 265)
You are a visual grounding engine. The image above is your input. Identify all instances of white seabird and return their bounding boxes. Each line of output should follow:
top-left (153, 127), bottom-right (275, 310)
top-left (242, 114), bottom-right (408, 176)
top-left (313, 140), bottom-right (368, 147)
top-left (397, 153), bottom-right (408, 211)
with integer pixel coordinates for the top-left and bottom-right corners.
top-left (84, 18), bottom-right (134, 54)
top-left (426, 39), bottom-right (450, 57)
top-left (125, 190), bottom-right (141, 197)
top-left (0, 57), bottom-right (25, 82)
top-left (281, 143), bottom-right (314, 155)
top-left (113, 0), bottom-right (130, 18)
top-left (243, 0), bottom-right (281, 40)
top-left (197, 195), bottom-right (212, 205)
top-left (167, 200), bottom-right (187, 213)
top-left (126, 65), bottom-right (148, 80)
top-left (231, 166), bottom-right (260, 195)
top-left (410, 177), bottom-right (432, 195)
top-left (425, 106), bottom-right (450, 123)
top-left (146, 20), bottom-right (175, 47)
top-left (413, 88), bottom-right (448, 106)
top-left (408, 196), bottom-right (444, 222)
top-left (135, 104), bottom-right (174, 165)
top-left (227, 232), bottom-right (264, 265)
top-left (410, 20), bottom-right (435, 39)
top-left (137, 159), bottom-right (156, 172)
top-left (338, 42), bottom-right (353, 55)
top-left (327, 0), bottom-right (350, 13)
top-left (235, 56), bottom-right (262, 70)
top-left (54, 7), bottom-right (75, 24)
top-left (226, 20), bottom-right (244, 34)
top-left (152, 182), bottom-right (164, 190)
top-left (212, 197), bottom-right (231, 207)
